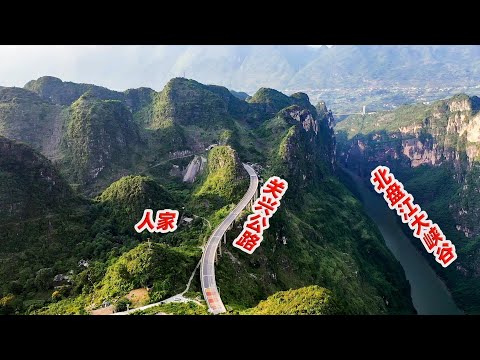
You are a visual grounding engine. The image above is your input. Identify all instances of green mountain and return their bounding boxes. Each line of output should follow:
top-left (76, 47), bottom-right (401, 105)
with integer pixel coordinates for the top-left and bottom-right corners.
top-left (336, 94), bottom-right (480, 313)
top-left (194, 145), bottom-right (248, 209)
top-left (25, 76), bottom-right (124, 106)
top-left (0, 136), bottom-right (78, 236)
top-left (0, 136), bottom-right (91, 314)
top-left (243, 285), bottom-right (341, 315)
top-left (0, 87), bottom-right (65, 159)
top-left (48, 45), bottom-right (479, 93)
top-left (61, 93), bottom-right (141, 192)
top-left (212, 96), bottom-right (414, 314)
top-left (0, 76), bottom-right (416, 315)
top-left (95, 175), bottom-right (176, 235)
top-left (150, 78), bottom-right (233, 129)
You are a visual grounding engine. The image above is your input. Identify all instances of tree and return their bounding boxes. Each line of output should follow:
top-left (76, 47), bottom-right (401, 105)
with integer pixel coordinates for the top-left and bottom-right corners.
top-left (0, 294), bottom-right (16, 315)
top-left (51, 290), bottom-right (62, 301)
top-left (114, 297), bottom-right (131, 312)
top-left (8, 280), bottom-right (23, 295)
top-left (34, 268), bottom-right (54, 291)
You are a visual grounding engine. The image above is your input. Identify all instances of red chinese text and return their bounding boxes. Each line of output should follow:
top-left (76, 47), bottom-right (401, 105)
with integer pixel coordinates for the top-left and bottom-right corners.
top-left (370, 165), bottom-right (457, 268)
top-left (233, 176), bottom-right (288, 254)
top-left (134, 209), bottom-right (179, 234)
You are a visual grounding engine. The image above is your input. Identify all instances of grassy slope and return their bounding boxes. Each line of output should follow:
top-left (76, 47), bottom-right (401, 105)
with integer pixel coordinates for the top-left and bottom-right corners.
top-left (243, 285), bottom-right (340, 315)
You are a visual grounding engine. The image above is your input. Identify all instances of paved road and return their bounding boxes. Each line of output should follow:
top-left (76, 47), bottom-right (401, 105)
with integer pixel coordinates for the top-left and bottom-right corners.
top-left (113, 163), bottom-right (258, 316)
top-left (112, 260), bottom-right (203, 315)
top-left (200, 163), bottom-right (259, 314)
top-left (112, 292), bottom-right (202, 315)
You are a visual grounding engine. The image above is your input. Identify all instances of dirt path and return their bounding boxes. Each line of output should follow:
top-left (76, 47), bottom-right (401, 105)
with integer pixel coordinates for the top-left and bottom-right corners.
top-left (112, 258), bottom-right (203, 315)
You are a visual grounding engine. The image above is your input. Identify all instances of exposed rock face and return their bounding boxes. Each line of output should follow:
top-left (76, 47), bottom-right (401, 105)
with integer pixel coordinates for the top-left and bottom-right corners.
top-left (336, 94), bottom-right (480, 313)
top-left (340, 98), bottom-right (480, 172)
top-left (273, 103), bottom-right (336, 190)
top-left (316, 101), bottom-right (337, 170)
top-left (337, 94), bottom-right (480, 240)
top-left (183, 155), bottom-right (206, 183)
top-left (284, 106), bottom-right (319, 134)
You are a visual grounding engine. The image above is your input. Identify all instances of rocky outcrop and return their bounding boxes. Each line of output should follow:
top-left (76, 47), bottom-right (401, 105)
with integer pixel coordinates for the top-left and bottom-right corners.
top-left (337, 94), bottom-right (480, 238)
top-left (183, 155), bottom-right (206, 183)
top-left (272, 102), bottom-right (336, 190)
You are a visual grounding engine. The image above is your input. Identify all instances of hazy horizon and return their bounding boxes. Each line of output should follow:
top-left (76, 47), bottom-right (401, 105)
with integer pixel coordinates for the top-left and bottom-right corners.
top-left (1, 45), bottom-right (478, 96)
top-left (0, 45), bottom-right (328, 92)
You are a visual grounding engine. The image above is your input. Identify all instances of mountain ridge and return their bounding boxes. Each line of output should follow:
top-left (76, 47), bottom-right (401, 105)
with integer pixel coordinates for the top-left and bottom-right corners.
top-left (336, 93), bottom-right (480, 313)
top-left (16, 46), bottom-right (480, 94)
top-left (0, 76), bottom-right (416, 315)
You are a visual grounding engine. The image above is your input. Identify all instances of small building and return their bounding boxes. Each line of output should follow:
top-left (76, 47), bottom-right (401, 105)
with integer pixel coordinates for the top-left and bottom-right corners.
top-left (182, 217), bottom-right (194, 225)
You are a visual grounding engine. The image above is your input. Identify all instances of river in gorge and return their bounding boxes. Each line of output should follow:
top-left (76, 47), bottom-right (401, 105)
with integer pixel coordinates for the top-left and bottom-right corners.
top-left (342, 167), bottom-right (462, 315)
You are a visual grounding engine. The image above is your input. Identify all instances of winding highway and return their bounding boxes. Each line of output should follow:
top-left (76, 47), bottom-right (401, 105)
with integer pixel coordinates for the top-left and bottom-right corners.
top-left (200, 163), bottom-right (259, 314)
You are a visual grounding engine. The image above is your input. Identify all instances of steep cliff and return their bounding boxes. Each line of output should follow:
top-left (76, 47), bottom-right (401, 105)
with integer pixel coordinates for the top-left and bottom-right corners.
top-left (215, 92), bottom-right (415, 314)
top-left (337, 94), bottom-right (480, 237)
top-left (336, 94), bottom-right (480, 313)
top-left (0, 76), bottom-right (416, 315)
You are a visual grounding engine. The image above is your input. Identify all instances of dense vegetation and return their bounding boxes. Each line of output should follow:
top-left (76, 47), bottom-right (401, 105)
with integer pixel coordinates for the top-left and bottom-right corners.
top-left (95, 175), bottom-right (176, 235)
top-left (62, 93), bottom-right (141, 191)
top-left (336, 94), bottom-right (480, 313)
top-left (212, 101), bottom-right (414, 314)
top-left (0, 87), bottom-right (64, 158)
top-left (243, 286), bottom-right (340, 315)
top-left (0, 76), bottom-right (416, 315)
top-left (194, 146), bottom-right (248, 208)
top-left (132, 301), bottom-right (209, 315)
